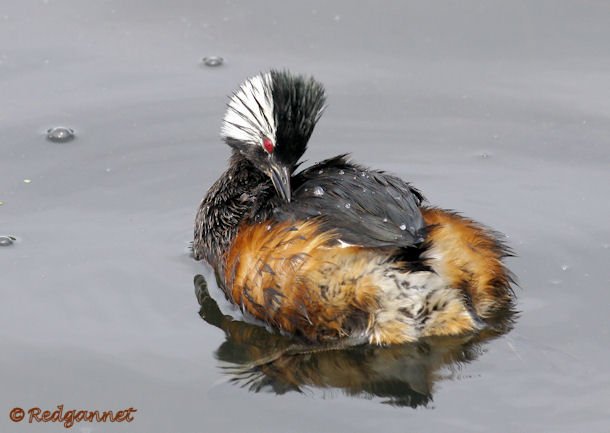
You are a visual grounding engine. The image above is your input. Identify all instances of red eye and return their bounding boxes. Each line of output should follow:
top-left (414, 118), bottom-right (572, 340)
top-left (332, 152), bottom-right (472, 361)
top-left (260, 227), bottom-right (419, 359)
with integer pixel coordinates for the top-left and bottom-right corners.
top-left (262, 137), bottom-right (274, 153)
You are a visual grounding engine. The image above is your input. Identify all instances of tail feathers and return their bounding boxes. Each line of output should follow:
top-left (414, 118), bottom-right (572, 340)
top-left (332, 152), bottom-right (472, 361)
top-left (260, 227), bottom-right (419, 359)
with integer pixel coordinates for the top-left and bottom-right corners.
top-left (420, 207), bottom-right (515, 318)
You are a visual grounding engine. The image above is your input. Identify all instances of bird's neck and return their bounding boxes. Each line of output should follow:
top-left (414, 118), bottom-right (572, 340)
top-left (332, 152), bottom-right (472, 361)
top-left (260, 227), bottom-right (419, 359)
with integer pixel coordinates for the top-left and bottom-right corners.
top-left (193, 151), bottom-right (275, 267)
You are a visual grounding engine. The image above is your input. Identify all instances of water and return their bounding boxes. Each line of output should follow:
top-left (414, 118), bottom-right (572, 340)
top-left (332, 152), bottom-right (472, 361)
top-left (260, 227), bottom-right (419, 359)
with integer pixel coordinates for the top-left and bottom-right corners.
top-left (1, 1), bottom-right (610, 432)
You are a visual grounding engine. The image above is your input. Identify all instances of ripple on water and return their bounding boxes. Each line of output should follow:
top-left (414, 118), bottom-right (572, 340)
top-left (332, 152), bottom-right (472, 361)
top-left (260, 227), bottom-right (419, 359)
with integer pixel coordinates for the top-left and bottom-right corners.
top-left (46, 126), bottom-right (75, 143)
top-left (0, 236), bottom-right (15, 246)
top-left (202, 56), bottom-right (223, 67)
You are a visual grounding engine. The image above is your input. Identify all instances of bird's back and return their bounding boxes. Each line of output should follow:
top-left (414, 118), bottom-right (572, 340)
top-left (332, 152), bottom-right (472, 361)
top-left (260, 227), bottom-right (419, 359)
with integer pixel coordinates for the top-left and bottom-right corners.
top-left (218, 156), bottom-right (513, 345)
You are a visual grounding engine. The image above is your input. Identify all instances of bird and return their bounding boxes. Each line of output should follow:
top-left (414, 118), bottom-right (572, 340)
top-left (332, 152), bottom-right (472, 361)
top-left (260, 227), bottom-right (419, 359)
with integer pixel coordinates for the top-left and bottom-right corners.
top-left (193, 70), bottom-right (514, 346)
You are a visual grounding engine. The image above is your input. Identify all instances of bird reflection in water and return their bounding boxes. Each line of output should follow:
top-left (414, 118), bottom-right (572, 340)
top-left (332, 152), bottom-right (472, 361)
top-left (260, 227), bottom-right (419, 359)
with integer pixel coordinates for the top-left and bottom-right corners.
top-left (195, 275), bottom-right (515, 408)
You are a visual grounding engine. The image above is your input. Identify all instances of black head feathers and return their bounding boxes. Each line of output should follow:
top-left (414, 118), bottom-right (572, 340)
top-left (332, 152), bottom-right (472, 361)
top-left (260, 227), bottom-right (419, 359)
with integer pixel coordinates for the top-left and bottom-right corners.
top-left (221, 70), bottom-right (326, 169)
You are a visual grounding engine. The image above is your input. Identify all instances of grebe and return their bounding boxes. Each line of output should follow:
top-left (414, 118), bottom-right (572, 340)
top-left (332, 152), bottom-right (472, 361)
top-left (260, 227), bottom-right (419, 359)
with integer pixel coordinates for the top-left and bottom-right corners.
top-left (193, 70), bottom-right (514, 345)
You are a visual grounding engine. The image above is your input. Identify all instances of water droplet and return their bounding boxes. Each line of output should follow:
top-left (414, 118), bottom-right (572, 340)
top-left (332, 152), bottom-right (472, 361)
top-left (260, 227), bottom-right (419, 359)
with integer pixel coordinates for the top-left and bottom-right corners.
top-left (318, 169), bottom-right (324, 174)
top-left (23, 179), bottom-right (31, 184)
top-left (399, 224), bottom-right (407, 231)
top-left (202, 56), bottom-right (223, 67)
top-left (304, 188), bottom-right (309, 192)
top-left (382, 218), bottom-right (388, 222)
top-left (345, 203), bottom-right (351, 209)
top-left (361, 171), bottom-right (367, 177)
top-left (362, 188), bottom-right (367, 192)
top-left (313, 186), bottom-right (324, 196)
top-left (266, 225), bottom-right (272, 231)
top-left (338, 170), bottom-right (345, 175)
top-left (46, 126), bottom-right (75, 143)
top-left (0, 236), bottom-right (14, 246)
top-left (561, 265), bottom-right (569, 271)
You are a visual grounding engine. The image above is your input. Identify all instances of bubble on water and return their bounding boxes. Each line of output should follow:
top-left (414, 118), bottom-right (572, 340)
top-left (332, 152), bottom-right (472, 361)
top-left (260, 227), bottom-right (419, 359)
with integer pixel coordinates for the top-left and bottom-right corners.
top-left (202, 56), bottom-right (223, 67)
top-left (313, 186), bottom-right (324, 196)
top-left (46, 126), bottom-right (75, 143)
top-left (23, 179), bottom-right (31, 184)
top-left (399, 224), bottom-right (407, 231)
top-left (344, 203), bottom-right (351, 209)
top-left (0, 236), bottom-right (15, 246)
top-left (338, 170), bottom-right (345, 175)
top-left (561, 265), bottom-right (569, 271)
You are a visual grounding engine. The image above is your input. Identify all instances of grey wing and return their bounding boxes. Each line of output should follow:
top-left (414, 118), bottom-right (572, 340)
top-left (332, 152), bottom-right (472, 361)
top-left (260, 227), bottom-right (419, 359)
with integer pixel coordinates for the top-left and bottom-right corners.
top-left (274, 155), bottom-right (426, 248)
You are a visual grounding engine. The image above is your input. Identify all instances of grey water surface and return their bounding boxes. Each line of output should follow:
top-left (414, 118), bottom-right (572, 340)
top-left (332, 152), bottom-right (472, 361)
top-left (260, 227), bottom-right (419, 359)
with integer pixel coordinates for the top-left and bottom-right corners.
top-left (1, 1), bottom-right (610, 432)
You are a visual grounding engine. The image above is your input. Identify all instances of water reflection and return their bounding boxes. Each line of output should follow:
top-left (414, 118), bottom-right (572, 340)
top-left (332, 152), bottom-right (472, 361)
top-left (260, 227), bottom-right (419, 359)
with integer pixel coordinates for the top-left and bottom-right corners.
top-left (194, 275), bottom-right (515, 408)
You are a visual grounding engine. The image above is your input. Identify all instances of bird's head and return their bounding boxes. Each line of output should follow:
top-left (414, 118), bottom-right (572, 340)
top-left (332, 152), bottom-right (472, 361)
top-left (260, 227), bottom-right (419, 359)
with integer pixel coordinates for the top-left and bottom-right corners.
top-left (221, 70), bottom-right (326, 202)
